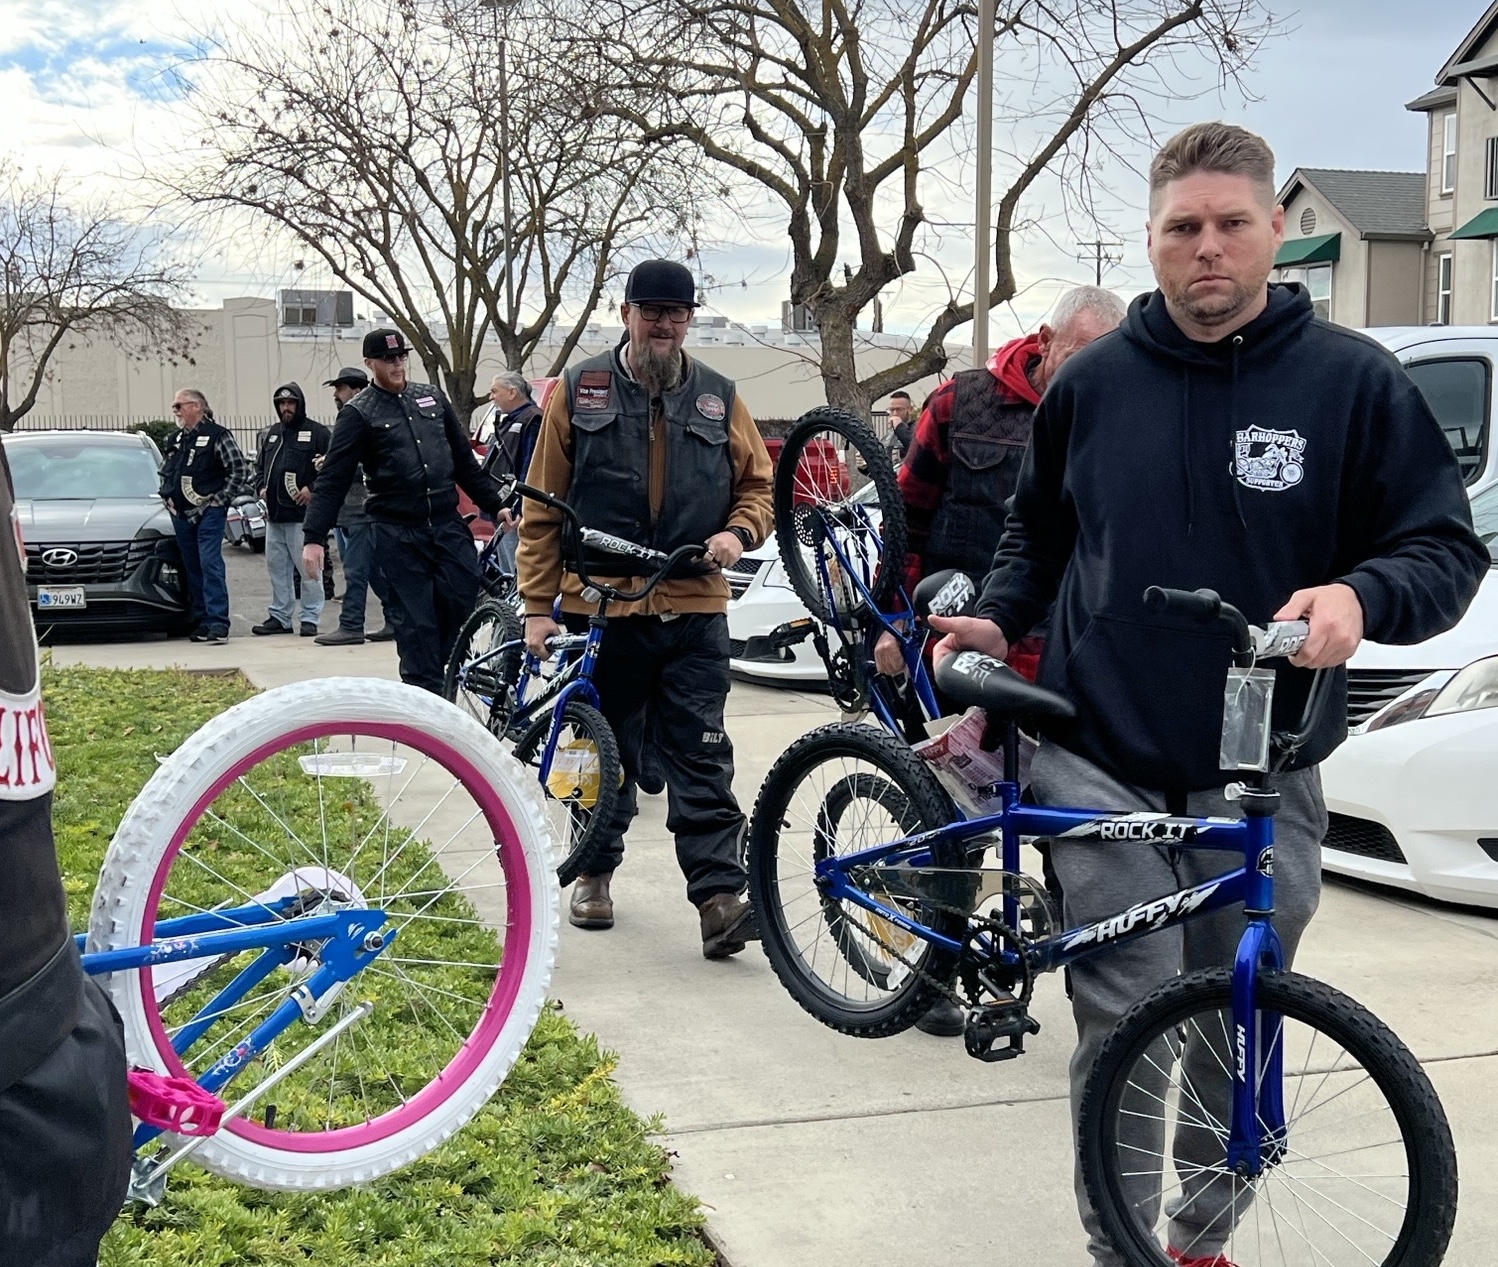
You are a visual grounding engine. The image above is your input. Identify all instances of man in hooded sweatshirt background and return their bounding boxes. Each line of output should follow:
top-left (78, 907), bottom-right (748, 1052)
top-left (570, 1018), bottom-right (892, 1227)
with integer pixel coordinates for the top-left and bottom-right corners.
top-left (931, 121), bottom-right (1487, 1265)
top-left (253, 383), bottom-right (331, 637)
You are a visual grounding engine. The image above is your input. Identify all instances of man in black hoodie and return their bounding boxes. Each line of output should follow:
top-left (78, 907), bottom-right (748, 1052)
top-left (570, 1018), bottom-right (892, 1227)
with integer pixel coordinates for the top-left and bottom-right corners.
top-left (931, 122), bottom-right (1487, 1266)
top-left (253, 383), bottom-right (331, 637)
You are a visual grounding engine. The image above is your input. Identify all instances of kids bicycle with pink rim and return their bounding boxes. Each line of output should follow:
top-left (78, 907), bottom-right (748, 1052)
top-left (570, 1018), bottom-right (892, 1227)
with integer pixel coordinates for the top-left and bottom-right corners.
top-left (79, 677), bottom-right (559, 1200)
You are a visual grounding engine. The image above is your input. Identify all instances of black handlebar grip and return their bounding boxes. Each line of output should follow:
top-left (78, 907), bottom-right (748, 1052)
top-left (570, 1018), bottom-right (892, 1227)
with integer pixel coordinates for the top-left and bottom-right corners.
top-left (1143, 586), bottom-right (1222, 622)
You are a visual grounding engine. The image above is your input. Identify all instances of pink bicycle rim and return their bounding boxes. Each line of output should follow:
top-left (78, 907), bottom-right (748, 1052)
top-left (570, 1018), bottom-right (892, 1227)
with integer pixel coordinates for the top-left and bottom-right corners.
top-left (138, 717), bottom-right (534, 1152)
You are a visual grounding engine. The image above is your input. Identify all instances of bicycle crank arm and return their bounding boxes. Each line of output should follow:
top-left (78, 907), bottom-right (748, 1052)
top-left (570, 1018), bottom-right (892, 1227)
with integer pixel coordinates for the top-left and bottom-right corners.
top-left (126, 1000), bottom-right (375, 1205)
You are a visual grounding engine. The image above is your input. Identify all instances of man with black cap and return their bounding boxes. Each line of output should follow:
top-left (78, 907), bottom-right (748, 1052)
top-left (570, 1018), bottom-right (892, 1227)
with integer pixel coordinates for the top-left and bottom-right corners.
top-left (303, 329), bottom-right (510, 690)
top-left (253, 383), bottom-right (330, 637)
top-left (518, 259), bottom-right (773, 958)
top-left (314, 366), bottom-right (395, 645)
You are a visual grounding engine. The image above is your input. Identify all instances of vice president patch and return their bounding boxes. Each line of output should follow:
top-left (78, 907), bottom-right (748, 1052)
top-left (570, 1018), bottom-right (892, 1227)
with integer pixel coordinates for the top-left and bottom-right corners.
top-left (576, 369), bottom-right (612, 412)
top-left (696, 393), bottom-right (726, 421)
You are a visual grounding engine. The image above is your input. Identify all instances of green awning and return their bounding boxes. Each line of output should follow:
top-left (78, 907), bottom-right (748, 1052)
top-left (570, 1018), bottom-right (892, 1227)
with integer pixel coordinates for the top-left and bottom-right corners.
top-left (1449, 208), bottom-right (1498, 240)
top-left (1274, 232), bottom-right (1341, 266)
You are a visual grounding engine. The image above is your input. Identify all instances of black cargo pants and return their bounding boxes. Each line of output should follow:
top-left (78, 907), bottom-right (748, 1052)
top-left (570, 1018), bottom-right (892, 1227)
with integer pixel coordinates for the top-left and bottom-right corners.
top-left (1, 939), bottom-right (132, 1267)
top-left (374, 516), bottom-right (482, 693)
top-left (567, 612), bottom-right (747, 905)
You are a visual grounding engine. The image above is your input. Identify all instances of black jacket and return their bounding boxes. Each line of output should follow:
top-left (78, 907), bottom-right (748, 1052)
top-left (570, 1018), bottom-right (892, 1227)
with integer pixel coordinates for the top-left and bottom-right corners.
top-left (978, 283), bottom-right (1488, 792)
top-left (482, 398), bottom-right (544, 514)
top-left (256, 384), bottom-right (331, 523)
top-left (304, 380), bottom-right (507, 541)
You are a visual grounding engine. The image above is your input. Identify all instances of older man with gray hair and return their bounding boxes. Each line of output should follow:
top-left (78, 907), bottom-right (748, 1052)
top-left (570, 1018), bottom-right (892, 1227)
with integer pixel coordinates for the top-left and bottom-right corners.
top-left (481, 370), bottom-right (543, 575)
top-left (875, 283), bottom-right (1125, 1035)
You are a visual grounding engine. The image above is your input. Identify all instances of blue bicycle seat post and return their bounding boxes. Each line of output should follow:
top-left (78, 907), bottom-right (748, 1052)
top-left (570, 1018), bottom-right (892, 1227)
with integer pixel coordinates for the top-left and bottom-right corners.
top-left (1227, 785), bottom-right (1286, 1176)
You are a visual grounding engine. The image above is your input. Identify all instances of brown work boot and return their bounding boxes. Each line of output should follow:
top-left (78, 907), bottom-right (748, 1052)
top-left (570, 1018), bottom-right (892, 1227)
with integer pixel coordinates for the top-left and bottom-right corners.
top-left (569, 874), bottom-right (614, 930)
top-left (698, 892), bottom-right (759, 960)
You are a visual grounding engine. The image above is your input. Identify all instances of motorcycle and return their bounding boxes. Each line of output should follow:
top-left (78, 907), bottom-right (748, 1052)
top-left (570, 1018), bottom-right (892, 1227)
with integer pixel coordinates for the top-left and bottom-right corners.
top-left (224, 495), bottom-right (267, 552)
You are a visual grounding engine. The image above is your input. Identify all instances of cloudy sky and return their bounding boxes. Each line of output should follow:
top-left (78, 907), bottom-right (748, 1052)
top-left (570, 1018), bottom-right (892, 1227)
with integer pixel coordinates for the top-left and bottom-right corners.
top-left (0, 0), bottom-right (1486, 341)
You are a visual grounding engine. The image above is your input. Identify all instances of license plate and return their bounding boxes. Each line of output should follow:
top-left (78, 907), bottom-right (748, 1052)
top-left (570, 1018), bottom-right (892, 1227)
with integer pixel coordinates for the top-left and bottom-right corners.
top-left (37, 586), bottom-right (86, 609)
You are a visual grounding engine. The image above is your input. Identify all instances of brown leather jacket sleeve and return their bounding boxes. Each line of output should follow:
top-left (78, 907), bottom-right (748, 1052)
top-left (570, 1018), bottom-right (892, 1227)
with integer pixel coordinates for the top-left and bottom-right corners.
top-left (515, 387), bottom-right (573, 616)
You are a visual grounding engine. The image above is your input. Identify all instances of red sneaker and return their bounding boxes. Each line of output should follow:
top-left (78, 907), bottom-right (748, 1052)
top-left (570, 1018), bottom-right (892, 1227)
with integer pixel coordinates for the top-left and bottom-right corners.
top-left (1167, 1248), bottom-right (1239, 1267)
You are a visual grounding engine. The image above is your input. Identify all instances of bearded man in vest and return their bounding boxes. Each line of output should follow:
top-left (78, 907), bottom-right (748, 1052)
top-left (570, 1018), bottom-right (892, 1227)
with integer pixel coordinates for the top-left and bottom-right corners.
top-left (872, 284), bottom-right (1124, 1036)
top-left (518, 260), bottom-right (774, 958)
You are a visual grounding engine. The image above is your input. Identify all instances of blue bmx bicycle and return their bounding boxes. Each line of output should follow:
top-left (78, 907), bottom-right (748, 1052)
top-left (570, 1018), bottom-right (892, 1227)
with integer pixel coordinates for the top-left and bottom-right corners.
top-left (747, 584), bottom-right (1458, 1267)
top-left (443, 477), bottom-right (707, 885)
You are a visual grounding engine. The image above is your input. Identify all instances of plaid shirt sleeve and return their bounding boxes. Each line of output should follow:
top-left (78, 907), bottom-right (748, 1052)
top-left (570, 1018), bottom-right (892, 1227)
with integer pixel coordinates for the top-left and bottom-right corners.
top-left (896, 380), bottom-right (956, 593)
top-left (210, 430), bottom-right (255, 507)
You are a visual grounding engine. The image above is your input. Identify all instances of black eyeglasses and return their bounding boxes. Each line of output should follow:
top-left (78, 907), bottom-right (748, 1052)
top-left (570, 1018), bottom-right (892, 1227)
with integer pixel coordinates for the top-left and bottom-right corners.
top-left (375, 351), bottom-right (410, 363)
top-left (170, 402), bottom-right (197, 412)
top-left (632, 303), bottom-right (693, 324)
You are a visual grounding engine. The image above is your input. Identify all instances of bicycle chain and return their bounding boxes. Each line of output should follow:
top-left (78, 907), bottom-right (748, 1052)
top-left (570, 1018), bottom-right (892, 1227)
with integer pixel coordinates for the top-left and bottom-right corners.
top-left (833, 872), bottom-right (1037, 1012)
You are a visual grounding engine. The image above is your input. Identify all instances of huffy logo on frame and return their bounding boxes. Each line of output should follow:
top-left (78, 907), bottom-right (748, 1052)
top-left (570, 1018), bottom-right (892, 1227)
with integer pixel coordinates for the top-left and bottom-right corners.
top-left (1232, 427), bottom-right (1307, 492)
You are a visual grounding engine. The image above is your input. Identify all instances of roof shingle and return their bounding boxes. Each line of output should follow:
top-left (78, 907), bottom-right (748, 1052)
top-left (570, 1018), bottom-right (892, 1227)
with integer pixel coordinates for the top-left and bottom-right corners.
top-left (1284, 169), bottom-right (1430, 239)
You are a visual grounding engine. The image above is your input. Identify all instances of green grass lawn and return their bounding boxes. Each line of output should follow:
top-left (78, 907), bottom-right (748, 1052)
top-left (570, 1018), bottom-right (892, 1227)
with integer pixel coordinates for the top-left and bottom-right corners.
top-left (45, 664), bottom-right (715, 1267)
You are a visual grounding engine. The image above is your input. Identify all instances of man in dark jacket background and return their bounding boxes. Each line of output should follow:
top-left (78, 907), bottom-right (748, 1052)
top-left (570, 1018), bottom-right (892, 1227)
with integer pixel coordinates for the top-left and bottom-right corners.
top-left (254, 383), bottom-right (330, 637)
top-left (303, 329), bottom-right (511, 692)
top-left (931, 121), bottom-right (1487, 1265)
top-left (482, 370), bottom-right (544, 577)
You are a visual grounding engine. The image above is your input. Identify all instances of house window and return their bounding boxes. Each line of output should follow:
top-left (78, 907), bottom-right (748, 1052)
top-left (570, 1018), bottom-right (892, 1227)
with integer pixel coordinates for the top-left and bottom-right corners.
top-left (1492, 242), bottom-right (1498, 321)
top-left (1279, 264), bottom-right (1333, 320)
top-left (1443, 112), bottom-right (1458, 194)
top-left (1438, 252), bottom-right (1454, 324)
top-left (1487, 137), bottom-right (1498, 200)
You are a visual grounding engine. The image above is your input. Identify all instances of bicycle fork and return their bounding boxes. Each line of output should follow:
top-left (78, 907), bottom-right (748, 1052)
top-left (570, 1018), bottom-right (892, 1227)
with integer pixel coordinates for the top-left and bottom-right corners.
top-left (1226, 787), bottom-right (1286, 1178)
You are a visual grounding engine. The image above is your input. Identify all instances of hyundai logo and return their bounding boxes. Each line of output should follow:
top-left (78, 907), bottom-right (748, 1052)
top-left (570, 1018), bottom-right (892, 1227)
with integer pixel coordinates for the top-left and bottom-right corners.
top-left (40, 548), bottom-right (78, 568)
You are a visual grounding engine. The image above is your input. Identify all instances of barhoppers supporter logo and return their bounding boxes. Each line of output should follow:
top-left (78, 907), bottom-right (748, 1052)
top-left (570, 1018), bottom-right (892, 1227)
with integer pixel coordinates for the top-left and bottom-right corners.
top-left (0, 684), bottom-right (57, 800)
top-left (1233, 427), bottom-right (1306, 492)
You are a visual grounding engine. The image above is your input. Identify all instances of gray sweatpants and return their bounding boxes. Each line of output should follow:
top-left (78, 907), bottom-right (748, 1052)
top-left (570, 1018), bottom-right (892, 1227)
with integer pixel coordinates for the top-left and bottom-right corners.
top-left (1030, 741), bottom-right (1327, 1266)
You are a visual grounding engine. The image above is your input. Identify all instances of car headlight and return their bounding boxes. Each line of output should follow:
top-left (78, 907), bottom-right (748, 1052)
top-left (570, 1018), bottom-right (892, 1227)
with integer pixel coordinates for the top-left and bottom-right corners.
top-left (1364, 658), bottom-right (1498, 731)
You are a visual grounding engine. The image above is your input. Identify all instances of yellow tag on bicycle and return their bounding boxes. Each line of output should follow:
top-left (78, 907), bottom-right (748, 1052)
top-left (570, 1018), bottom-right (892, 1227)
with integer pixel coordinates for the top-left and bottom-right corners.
top-left (546, 739), bottom-right (602, 808)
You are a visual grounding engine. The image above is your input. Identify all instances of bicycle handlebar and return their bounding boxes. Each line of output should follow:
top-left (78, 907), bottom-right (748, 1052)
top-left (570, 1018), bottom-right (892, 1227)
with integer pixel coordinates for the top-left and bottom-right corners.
top-left (1142, 587), bottom-right (1307, 665)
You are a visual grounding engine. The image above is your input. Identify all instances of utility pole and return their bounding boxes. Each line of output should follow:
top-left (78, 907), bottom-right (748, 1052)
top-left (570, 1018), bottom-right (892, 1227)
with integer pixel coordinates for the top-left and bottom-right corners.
top-left (1075, 240), bottom-right (1123, 286)
top-left (972, 0), bottom-right (995, 369)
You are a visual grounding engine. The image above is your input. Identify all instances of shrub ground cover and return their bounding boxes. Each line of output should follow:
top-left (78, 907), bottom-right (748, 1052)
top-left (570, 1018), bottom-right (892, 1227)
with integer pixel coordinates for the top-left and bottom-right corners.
top-left (44, 664), bottom-right (714, 1267)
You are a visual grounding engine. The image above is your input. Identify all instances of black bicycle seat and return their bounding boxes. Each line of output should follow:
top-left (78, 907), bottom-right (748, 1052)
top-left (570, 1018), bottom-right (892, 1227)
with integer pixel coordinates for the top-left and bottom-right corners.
top-left (912, 569), bottom-right (978, 619)
top-left (935, 651), bottom-right (1076, 722)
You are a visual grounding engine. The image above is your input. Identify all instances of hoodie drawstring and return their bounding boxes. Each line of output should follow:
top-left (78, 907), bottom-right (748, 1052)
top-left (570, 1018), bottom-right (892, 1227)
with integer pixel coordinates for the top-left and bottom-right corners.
top-left (1228, 335), bottom-right (1249, 532)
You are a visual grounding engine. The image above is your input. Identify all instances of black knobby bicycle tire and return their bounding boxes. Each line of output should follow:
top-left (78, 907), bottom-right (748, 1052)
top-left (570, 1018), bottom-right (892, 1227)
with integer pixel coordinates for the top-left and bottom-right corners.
top-left (772, 407), bottom-right (906, 623)
top-left (513, 699), bottom-right (622, 887)
top-left (1077, 967), bottom-right (1457, 1267)
top-left (748, 721), bottom-right (964, 1037)
top-left (442, 601), bottom-right (524, 733)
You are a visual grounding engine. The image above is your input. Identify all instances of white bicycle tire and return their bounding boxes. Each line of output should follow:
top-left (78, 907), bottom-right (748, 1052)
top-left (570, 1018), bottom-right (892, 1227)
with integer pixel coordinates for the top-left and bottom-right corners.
top-left (87, 677), bottom-right (559, 1191)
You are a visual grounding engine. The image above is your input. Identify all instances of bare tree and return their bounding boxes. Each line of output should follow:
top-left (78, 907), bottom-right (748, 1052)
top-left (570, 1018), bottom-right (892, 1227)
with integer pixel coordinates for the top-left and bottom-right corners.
top-left (168, 0), bottom-right (705, 419)
top-left (577, 0), bottom-right (1274, 415)
top-left (0, 163), bottom-right (192, 431)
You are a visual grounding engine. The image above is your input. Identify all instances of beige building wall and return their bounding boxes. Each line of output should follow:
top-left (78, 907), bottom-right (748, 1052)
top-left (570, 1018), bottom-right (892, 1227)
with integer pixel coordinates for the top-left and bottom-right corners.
top-left (1274, 190), bottom-right (1365, 326)
top-left (12, 297), bottom-right (977, 431)
top-left (1365, 240), bottom-right (1426, 326)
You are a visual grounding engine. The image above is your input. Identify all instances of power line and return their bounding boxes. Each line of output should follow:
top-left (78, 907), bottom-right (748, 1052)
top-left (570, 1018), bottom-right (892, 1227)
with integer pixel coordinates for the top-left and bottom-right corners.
top-left (1075, 240), bottom-right (1123, 286)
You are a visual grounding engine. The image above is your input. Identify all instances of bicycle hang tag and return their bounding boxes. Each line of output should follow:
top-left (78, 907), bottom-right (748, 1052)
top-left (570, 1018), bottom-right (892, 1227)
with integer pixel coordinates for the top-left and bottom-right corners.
top-left (1220, 667), bottom-right (1275, 772)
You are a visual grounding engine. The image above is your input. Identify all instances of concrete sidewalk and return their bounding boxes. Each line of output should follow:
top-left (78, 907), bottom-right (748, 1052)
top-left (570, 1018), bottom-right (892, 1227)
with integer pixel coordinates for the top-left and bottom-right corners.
top-left (51, 633), bottom-right (1498, 1266)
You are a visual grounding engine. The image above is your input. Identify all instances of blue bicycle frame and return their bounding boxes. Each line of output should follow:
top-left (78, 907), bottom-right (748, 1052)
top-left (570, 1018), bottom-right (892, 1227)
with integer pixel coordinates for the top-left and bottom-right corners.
top-left (815, 781), bottom-right (1287, 1176)
top-left (77, 899), bottom-right (394, 1150)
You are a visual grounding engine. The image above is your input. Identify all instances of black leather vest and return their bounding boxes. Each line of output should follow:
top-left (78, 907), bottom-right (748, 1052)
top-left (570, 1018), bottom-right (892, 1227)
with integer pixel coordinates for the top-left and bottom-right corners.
top-left (159, 420), bottom-right (230, 516)
top-left (562, 349), bottom-right (735, 576)
top-left (925, 368), bottom-right (1033, 578)
top-left (345, 383), bottom-right (459, 521)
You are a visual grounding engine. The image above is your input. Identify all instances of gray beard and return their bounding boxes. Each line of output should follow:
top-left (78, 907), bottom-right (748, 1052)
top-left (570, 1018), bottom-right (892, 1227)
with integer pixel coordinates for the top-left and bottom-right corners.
top-left (630, 339), bottom-right (683, 395)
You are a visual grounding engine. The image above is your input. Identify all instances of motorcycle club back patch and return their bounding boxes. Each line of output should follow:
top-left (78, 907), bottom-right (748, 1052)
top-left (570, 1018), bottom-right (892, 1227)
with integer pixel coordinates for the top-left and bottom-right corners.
top-left (696, 393), bottom-right (726, 422)
top-left (575, 369), bottom-right (612, 412)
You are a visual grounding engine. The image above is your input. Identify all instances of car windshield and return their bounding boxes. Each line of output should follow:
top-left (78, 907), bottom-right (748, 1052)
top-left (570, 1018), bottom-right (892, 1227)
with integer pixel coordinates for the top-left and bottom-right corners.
top-left (1470, 484), bottom-right (1498, 564)
top-left (3, 438), bottom-right (160, 500)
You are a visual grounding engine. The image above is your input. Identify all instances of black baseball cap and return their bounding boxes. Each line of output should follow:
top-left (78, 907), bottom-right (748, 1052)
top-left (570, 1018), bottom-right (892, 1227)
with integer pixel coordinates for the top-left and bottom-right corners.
top-left (362, 328), bottom-right (411, 358)
top-left (623, 260), bottom-right (698, 308)
top-left (324, 365), bottom-right (369, 389)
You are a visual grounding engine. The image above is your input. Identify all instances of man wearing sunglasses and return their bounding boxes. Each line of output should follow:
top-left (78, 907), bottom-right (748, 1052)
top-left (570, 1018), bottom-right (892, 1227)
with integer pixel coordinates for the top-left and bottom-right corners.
top-left (302, 329), bottom-right (511, 692)
top-left (518, 259), bottom-right (773, 958)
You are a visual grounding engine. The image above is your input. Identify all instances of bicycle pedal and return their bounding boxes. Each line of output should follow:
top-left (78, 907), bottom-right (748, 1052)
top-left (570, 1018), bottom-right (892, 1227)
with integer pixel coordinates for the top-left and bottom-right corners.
top-left (963, 1001), bottom-right (1041, 1063)
top-left (127, 1068), bottom-right (227, 1137)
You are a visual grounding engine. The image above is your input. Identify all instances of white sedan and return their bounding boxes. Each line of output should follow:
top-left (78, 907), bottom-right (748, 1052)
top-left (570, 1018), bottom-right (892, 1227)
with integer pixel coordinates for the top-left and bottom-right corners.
top-left (1320, 482), bottom-right (1498, 907)
top-left (726, 484), bottom-right (882, 684)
